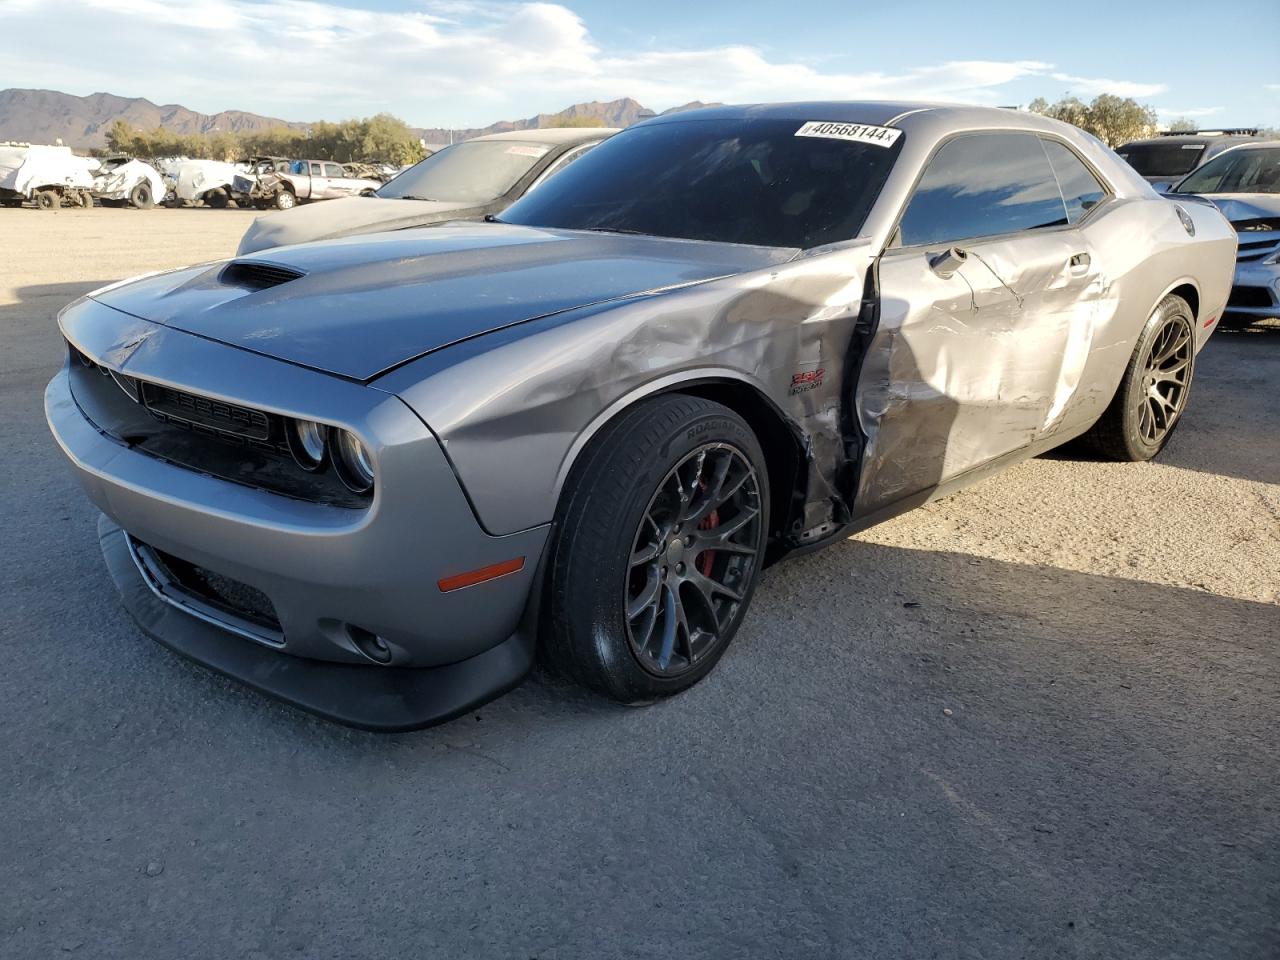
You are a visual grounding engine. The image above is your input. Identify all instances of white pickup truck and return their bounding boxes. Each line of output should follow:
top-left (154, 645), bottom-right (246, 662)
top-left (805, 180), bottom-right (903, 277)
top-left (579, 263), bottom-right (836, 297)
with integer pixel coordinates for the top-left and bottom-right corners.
top-left (238, 159), bottom-right (382, 210)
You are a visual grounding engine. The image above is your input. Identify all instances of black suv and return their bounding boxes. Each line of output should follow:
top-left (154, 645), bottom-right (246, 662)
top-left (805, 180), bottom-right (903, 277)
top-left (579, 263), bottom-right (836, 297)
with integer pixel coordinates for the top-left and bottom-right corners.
top-left (1117, 129), bottom-right (1267, 188)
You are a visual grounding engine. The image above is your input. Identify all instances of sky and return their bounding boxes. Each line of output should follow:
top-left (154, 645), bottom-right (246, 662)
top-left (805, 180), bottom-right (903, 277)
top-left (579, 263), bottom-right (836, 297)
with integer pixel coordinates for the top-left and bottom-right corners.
top-left (3, 0), bottom-right (1278, 129)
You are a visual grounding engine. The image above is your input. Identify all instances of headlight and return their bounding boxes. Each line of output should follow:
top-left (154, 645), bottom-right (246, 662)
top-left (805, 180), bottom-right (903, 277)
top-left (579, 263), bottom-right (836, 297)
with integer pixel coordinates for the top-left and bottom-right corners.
top-left (286, 418), bottom-right (327, 471)
top-left (331, 428), bottom-right (375, 494)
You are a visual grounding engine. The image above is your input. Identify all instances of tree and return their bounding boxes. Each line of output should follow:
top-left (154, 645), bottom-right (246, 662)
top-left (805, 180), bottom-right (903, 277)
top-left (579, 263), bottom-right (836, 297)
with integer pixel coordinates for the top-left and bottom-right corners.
top-left (100, 113), bottom-right (427, 164)
top-left (1167, 118), bottom-right (1198, 133)
top-left (1027, 94), bottom-right (1158, 146)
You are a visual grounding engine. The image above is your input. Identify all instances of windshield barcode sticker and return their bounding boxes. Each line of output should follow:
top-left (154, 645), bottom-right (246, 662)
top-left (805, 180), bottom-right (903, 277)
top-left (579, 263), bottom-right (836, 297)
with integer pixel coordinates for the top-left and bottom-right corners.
top-left (795, 121), bottom-right (902, 147)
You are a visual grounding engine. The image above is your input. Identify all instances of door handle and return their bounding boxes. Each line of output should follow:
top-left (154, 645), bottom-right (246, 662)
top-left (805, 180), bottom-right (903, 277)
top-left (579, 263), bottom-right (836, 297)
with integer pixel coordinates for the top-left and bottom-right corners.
top-left (1069, 252), bottom-right (1091, 272)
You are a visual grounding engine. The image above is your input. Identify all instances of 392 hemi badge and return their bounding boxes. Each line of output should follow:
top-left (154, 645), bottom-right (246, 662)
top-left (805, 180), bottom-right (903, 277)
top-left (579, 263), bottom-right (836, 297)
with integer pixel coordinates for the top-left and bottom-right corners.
top-left (789, 367), bottom-right (826, 395)
top-left (795, 121), bottom-right (902, 148)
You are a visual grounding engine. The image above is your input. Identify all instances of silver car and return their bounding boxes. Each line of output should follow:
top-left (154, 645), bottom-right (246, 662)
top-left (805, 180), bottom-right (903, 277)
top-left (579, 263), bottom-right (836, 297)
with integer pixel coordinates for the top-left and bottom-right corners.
top-left (1168, 141), bottom-right (1280, 323)
top-left (47, 102), bottom-right (1236, 729)
top-left (237, 127), bottom-right (618, 255)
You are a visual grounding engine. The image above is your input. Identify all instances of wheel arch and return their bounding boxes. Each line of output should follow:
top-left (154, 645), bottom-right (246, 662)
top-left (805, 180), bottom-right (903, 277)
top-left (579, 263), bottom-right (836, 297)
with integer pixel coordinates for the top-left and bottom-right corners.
top-left (1160, 278), bottom-right (1200, 322)
top-left (552, 370), bottom-right (808, 561)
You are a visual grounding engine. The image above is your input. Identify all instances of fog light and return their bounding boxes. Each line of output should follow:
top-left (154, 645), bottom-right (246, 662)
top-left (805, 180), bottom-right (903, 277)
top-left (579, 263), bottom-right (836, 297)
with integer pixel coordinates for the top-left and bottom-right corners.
top-left (348, 624), bottom-right (392, 664)
top-left (331, 428), bottom-right (375, 494)
top-left (287, 418), bottom-right (327, 471)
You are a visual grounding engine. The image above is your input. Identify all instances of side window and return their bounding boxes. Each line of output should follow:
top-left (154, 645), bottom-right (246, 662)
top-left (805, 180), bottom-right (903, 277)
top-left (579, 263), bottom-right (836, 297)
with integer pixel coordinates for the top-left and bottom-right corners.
top-left (1041, 139), bottom-right (1107, 223)
top-left (310, 162), bottom-right (324, 176)
top-left (898, 132), bottom-right (1068, 246)
top-left (323, 163), bottom-right (344, 178)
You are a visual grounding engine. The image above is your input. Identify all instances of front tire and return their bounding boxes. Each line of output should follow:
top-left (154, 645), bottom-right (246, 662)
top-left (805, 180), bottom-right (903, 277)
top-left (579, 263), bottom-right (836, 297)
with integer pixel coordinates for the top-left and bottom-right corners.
top-left (274, 189), bottom-right (296, 211)
top-left (33, 190), bottom-right (59, 210)
top-left (1083, 294), bottom-right (1195, 461)
top-left (544, 395), bottom-right (770, 703)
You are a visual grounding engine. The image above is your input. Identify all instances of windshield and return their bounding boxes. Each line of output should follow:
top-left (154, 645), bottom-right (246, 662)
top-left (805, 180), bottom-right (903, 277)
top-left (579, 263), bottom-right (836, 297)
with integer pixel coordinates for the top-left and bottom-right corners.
top-left (377, 140), bottom-right (551, 203)
top-left (1116, 141), bottom-right (1205, 179)
top-left (1174, 146), bottom-right (1280, 195)
top-left (499, 119), bottom-right (903, 249)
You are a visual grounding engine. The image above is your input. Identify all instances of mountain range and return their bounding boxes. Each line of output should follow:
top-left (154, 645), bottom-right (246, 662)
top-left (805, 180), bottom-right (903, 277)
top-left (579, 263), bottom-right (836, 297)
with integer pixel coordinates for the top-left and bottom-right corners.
top-left (0, 88), bottom-right (723, 149)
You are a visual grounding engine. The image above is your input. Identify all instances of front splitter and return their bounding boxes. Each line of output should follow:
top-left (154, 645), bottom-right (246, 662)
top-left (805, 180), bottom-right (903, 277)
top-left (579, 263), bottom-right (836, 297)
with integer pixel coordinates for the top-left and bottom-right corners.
top-left (98, 515), bottom-right (535, 731)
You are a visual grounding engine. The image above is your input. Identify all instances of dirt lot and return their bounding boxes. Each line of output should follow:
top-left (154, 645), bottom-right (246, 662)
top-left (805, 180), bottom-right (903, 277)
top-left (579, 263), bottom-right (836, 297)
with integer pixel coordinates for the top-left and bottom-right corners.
top-left (2, 206), bottom-right (1277, 959)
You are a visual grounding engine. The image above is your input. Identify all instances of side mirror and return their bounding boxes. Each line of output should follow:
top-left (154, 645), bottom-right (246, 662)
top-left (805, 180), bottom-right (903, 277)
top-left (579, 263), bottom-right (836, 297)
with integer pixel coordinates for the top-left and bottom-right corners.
top-left (928, 246), bottom-right (969, 279)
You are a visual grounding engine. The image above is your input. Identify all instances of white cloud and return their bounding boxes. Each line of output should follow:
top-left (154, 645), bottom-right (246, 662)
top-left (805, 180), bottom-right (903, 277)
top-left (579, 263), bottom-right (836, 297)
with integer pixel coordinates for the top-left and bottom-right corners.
top-left (1154, 106), bottom-right (1223, 120)
top-left (1050, 72), bottom-right (1167, 98)
top-left (0, 0), bottom-right (1165, 127)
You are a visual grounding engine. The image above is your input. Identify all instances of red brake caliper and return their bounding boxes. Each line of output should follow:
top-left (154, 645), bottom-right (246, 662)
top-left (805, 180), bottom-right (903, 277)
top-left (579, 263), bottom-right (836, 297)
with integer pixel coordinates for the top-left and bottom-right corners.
top-left (697, 510), bottom-right (719, 576)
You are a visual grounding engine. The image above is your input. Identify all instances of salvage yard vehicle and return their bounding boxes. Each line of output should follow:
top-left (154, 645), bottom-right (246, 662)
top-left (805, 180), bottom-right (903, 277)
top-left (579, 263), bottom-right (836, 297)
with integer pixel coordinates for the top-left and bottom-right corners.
top-left (47, 102), bottom-right (1237, 730)
top-left (237, 127), bottom-right (618, 254)
top-left (91, 156), bottom-right (166, 209)
top-left (0, 143), bottom-right (95, 208)
top-left (1170, 141), bottom-right (1280, 324)
top-left (1117, 129), bottom-right (1267, 189)
top-left (163, 158), bottom-right (244, 208)
top-left (240, 159), bottom-right (381, 211)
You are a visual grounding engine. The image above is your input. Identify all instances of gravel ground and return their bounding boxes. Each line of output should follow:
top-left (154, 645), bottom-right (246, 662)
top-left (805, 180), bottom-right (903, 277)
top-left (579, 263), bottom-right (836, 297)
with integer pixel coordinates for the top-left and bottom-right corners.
top-left (2, 207), bottom-right (1277, 959)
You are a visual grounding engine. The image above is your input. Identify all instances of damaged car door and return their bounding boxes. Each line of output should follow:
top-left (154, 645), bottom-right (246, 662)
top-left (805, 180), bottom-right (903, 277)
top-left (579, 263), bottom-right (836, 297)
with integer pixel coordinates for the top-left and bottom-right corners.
top-left (856, 131), bottom-right (1106, 514)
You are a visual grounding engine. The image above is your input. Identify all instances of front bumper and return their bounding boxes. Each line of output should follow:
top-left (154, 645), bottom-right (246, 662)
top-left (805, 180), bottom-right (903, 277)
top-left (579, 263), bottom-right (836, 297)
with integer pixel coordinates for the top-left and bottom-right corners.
top-left (1225, 260), bottom-right (1280, 319)
top-left (98, 516), bottom-right (534, 730)
top-left (48, 297), bottom-right (551, 727)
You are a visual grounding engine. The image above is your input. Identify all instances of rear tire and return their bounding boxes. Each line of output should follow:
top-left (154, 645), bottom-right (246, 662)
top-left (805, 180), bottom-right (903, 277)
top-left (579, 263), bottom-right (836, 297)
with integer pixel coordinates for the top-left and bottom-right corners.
top-left (33, 190), bottom-right (59, 210)
top-left (204, 189), bottom-right (229, 209)
top-left (544, 395), bottom-right (770, 703)
top-left (1083, 294), bottom-right (1195, 461)
top-left (129, 182), bottom-right (154, 209)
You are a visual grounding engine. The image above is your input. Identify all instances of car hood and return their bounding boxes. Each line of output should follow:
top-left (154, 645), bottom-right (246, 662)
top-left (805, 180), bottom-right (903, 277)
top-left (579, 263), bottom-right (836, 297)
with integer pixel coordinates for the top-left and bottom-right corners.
top-left (93, 222), bottom-right (796, 382)
top-left (237, 196), bottom-right (483, 255)
top-left (1176, 192), bottom-right (1280, 223)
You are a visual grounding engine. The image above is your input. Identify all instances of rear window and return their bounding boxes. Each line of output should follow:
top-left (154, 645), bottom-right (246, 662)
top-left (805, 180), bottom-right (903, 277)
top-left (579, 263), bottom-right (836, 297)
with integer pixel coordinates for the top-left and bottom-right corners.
top-left (1116, 141), bottom-right (1205, 178)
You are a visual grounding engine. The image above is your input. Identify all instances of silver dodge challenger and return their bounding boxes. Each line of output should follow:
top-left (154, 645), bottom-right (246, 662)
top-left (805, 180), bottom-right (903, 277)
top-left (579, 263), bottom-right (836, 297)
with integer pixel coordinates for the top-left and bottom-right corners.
top-left (47, 102), bottom-right (1237, 730)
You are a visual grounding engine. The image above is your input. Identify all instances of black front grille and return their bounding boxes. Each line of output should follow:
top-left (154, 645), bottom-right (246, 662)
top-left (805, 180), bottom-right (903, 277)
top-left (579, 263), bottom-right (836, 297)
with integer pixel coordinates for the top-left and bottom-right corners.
top-left (1228, 285), bottom-right (1274, 308)
top-left (141, 383), bottom-right (271, 441)
top-left (66, 344), bottom-right (369, 508)
top-left (220, 260), bottom-right (305, 290)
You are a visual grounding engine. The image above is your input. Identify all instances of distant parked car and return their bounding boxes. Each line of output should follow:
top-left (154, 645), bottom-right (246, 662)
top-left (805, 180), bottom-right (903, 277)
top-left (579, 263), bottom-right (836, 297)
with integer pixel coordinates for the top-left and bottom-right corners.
top-left (91, 156), bottom-right (165, 209)
top-left (163, 159), bottom-right (244, 208)
top-left (239, 159), bottom-right (383, 211)
top-left (236, 127), bottom-right (618, 255)
top-left (0, 143), bottom-right (96, 209)
top-left (1170, 141), bottom-right (1280, 324)
top-left (1117, 129), bottom-right (1268, 188)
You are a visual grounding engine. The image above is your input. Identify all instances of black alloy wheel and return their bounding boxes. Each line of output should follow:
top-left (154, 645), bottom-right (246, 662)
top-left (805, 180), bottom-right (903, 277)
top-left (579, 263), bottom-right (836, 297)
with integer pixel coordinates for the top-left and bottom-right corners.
top-left (1134, 314), bottom-right (1192, 446)
top-left (1083, 293), bottom-right (1196, 461)
top-left (624, 443), bottom-right (762, 677)
top-left (544, 394), bottom-right (770, 703)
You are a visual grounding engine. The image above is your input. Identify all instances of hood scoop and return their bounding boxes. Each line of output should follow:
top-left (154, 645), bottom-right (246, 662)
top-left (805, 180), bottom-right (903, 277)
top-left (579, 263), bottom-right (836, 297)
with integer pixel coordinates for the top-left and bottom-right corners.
top-left (220, 260), bottom-right (305, 291)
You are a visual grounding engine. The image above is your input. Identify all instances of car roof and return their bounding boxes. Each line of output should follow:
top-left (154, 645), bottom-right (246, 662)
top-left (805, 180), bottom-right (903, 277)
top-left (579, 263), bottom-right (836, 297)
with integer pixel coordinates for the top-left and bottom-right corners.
top-left (1120, 134), bottom-right (1262, 148)
top-left (472, 127), bottom-right (621, 145)
top-left (641, 101), bottom-right (1121, 144)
